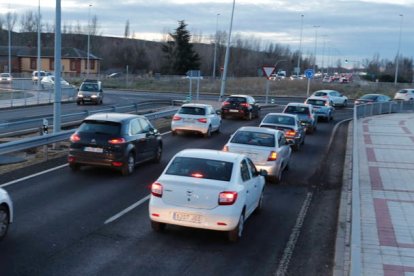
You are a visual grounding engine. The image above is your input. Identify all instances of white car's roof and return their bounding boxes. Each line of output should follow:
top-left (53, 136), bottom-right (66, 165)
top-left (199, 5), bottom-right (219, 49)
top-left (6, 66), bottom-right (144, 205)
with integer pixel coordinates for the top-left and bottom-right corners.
top-left (306, 96), bottom-right (329, 101)
top-left (181, 103), bottom-right (212, 108)
top-left (313, 89), bottom-right (337, 93)
top-left (175, 149), bottom-right (243, 163)
top-left (285, 102), bottom-right (312, 108)
top-left (265, 112), bottom-right (298, 119)
top-left (235, 126), bottom-right (280, 135)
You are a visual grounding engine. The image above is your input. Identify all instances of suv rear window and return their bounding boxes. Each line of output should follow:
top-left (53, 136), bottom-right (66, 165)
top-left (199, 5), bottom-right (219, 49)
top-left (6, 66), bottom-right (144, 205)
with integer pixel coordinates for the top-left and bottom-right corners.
top-left (226, 97), bottom-right (246, 103)
top-left (166, 157), bottom-right (233, 181)
top-left (178, 106), bottom-right (206, 115)
top-left (231, 131), bottom-right (275, 147)
top-left (78, 120), bottom-right (121, 135)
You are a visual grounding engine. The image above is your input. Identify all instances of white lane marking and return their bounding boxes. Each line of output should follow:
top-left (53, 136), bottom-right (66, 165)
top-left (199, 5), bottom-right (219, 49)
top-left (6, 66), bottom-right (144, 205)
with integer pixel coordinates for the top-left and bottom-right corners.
top-left (0, 164), bottom-right (68, 188)
top-left (104, 195), bottom-right (150, 224)
top-left (274, 192), bottom-right (313, 276)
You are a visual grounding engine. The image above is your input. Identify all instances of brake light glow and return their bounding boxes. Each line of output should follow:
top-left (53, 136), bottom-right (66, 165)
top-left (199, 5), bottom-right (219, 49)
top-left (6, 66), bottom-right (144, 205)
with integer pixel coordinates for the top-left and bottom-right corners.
top-left (68, 156), bottom-right (75, 163)
top-left (108, 138), bottom-right (126, 144)
top-left (172, 115), bottom-right (182, 121)
top-left (191, 172), bottom-right (204, 178)
top-left (219, 191), bottom-right (238, 205)
top-left (70, 133), bottom-right (81, 142)
top-left (112, 161), bottom-right (123, 167)
top-left (285, 130), bottom-right (296, 137)
top-left (151, 182), bottom-right (163, 197)
top-left (267, 151), bottom-right (278, 161)
top-left (222, 145), bottom-right (229, 152)
top-left (222, 101), bottom-right (230, 106)
top-left (197, 118), bottom-right (207, 123)
top-left (240, 103), bottom-right (250, 108)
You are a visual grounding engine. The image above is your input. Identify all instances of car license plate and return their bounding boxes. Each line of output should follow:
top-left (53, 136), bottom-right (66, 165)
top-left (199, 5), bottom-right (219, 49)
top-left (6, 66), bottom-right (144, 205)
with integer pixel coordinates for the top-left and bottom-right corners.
top-left (84, 147), bottom-right (103, 153)
top-left (183, 118), bottom-right (194, 123)
top-left (229, 109), bottom-right (239, 113)
top-left (173, 212), bottom-right (202, 224)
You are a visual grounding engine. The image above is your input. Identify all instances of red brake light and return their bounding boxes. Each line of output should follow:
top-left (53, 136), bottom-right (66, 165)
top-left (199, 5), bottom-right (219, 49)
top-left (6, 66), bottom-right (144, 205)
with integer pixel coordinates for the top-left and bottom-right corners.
top-left (70, 133), bottom-right (81, 142)
top-left (285, 130), bottom-right (296, 137)
top-left (172, 115), bottom-right (182, 121)
top-left (240, 103), bottom-right (250, 108)
top-left (222, 101), bottom-right (230, 106)
top-left (267, 151), bottom-right (278, 161)
top-left (197, 118), bottom-right (207, 123)
top-left (222, 145), bottom-right (229, 152)
top-left (108, 138), bottom-right (126, 144)
top-left (151, 182), bottom-right (163, 197)
top-left (191, 172), bottom-right (204, 178)
top-left (219, 191), bottom-right (238, 205)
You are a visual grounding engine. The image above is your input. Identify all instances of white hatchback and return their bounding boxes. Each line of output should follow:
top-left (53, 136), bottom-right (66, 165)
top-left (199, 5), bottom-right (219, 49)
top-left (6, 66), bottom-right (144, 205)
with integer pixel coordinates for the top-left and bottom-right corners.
top-left (311, 89), bottom-right (348, 107)
top-left (223, 126), bottom-right (291, 183)
top-left (149, 149), bottom-right (266, 242)
top-left (394, 89), bottom-right (414, 101)
top-left (171, 103), bottom-right (221, 137)
top-left (0, 188), bottom-right (13, 241)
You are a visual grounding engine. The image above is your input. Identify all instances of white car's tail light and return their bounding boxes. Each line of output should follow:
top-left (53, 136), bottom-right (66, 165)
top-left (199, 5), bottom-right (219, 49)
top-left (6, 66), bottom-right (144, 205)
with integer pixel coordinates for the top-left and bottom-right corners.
top-left (197, 118), bottom-right (207, 123)
top-left (218, 191), bottom-right (238, 205)
top-left (151, 182), bottom-right (163, 197)
top-left (267, 151), bottom-right (278, 161)
top-left (172, 115), bottom-right (182, 121)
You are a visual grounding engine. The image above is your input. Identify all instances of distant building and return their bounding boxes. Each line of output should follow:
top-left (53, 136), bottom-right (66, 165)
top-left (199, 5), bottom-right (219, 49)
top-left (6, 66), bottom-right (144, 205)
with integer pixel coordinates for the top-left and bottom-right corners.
top-left (0, 46), bottom-right (101, 75)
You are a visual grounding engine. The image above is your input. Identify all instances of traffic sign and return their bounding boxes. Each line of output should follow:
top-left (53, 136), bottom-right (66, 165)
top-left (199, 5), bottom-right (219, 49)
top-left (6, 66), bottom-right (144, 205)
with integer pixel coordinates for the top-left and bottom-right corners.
top-left (304, 69), bottom-right (314, 79)
top-left (262, 66), bottom-right (276, 79)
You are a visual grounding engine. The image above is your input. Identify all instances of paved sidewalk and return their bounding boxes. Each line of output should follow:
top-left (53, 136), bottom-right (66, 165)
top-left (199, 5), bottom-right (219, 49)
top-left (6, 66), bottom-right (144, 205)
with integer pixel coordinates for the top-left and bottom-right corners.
top-left (354, 113), bottom-right (414, 275)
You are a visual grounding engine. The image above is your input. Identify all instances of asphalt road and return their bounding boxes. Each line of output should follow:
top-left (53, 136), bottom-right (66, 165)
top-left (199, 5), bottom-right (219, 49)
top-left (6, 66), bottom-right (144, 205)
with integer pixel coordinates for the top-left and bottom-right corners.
top-left (0, 107), bottom-right (353, 276)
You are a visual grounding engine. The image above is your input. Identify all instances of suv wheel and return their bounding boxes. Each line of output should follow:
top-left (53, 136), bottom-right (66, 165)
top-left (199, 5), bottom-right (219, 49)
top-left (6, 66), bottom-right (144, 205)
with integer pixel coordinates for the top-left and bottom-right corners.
top-left (122, 153), bottom-right (135, 176)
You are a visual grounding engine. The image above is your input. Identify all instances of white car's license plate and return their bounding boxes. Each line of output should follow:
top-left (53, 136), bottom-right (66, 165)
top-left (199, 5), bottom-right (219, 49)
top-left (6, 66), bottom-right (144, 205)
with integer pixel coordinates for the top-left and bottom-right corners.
top-left (183, 118), bottom-right (194, 123)
top-left (229, 109), bottom-right (239, 113)
top-left (173, 212), bottom-right (202, 224)
top-left (84, 147), bottom-right (103, 153)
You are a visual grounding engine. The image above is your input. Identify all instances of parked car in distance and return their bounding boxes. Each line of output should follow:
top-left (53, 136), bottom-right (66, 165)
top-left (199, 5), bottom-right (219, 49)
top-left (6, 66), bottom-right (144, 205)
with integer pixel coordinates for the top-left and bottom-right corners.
top-left (223, 126), bottom-right (291, 183)
top-left (221, 95), bottom-right (260, 120)
top-left (311, 89), bottom-right (348, 107)
top-left (171, 103), bottom-right (221, 137)
top-left (40, 75), bottom-right (70, 88)
top-left (305, 96), bottom-right (335, 122)
top-left (282, 103), bottom-right (317, 134)
top-left (0, 73), bottom-right (12, 84)
top-left (76, 79), bottom-right (103, 105)
top-left (0, 188), bottom-right (13, 241)
top-left (394, 89), bottom-right (414, 101)
top-left (149, 149), bottom-right (266, 242)
top-left (68, 113), bottom-right (162, 176)
top-left (32, 71), bottom-right (52, 83)
top-left (354, 94), bottom-right (391, 105)
top-left (259, 113), bottom-right (306, 151)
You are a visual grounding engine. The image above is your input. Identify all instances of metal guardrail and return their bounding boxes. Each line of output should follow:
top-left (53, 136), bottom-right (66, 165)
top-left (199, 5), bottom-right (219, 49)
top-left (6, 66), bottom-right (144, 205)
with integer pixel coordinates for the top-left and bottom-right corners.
top-left (0, 108), bottom-right (178, 156)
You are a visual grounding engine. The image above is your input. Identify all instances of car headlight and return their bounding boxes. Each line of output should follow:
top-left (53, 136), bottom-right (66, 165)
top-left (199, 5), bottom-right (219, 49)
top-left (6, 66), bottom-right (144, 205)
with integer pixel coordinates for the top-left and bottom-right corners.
top-left (77, 94), bottom-right (84, 97)
top-left (91, 95), bottom-right (97, 98)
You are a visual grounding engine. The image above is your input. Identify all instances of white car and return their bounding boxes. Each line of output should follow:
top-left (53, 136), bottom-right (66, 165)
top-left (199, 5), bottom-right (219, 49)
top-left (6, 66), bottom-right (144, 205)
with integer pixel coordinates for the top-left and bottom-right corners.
top-left (41, 75), bottom-right (70, 88)
top-left (171, 103), bottom-right (221, 137)
top-left (223, 126), bottom-right (291, 183)
top-left (0, 188), bottom-right (13, 241)
top-left (311, 89), bottom-right (348, 107)
top-left (149, 149), bottom-right (266, 242)
top-left (394, 89), bottom-right (414, 101)
top-left (0, 73), bottom-right (13, 84)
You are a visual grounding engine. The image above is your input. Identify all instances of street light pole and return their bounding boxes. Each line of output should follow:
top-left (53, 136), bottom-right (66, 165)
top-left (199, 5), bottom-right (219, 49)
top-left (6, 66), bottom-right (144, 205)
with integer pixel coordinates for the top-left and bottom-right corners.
top-left (313, 25), bottom-right (320, 73)
top-left (219, 0), bottom-right (236, 102)
top-left (296, 14), bottom-right (304, 76)
top-left (87, 4), bottom-right (92, 78)
top-left (394, 14), bottom-right (403, 87)
top-left (7, 8), bottom-right (11, 75)
top-left (37, 0), bottom-right (41, 91)
top-left (212, 13), bottom-right (220, 80)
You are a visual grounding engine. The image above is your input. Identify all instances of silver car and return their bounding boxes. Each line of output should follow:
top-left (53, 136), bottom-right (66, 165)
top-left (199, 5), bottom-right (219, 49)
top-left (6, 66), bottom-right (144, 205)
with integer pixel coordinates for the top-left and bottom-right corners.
top-left (0, 188), bottom-right (13, 241)
top-left (223, 126), bottom-right (291, 183)
top-left (305, 96), bottom-right (335, 122)
top-left (171, 103), bottom-right (221, 137)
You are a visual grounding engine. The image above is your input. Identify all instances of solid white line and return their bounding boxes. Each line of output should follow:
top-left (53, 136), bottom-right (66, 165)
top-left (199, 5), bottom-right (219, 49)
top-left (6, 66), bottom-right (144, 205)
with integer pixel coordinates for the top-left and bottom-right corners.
top-left (104, 194), bottom-right (150, 224)
top-left (0, 164), bottom-right (68, 188)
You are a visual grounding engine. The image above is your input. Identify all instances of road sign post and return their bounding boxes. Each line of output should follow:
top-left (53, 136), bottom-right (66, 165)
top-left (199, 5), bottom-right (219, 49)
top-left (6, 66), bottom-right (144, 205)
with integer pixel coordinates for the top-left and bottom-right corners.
top-left (262, 66), bottom-right (276, 104)
top-left (304, 69), bottom-right (314, 97)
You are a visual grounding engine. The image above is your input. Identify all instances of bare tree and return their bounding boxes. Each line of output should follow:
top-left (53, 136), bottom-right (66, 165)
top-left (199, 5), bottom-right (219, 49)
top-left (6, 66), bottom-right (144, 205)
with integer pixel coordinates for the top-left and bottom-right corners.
top-left (124, 20), bottom-right (130, 38)
top-left (6, 11), bottom-right (18, 32)
top-left (19, 11), bottom-right (37, 32)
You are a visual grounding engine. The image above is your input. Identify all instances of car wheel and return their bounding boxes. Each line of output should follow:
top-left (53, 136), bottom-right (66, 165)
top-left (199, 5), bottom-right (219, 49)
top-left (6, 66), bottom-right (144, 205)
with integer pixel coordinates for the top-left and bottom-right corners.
top-left (254, 191), bottom-right (264, 214)
top-left (153, 145), bottom-right (162, 163)
top-left (76, 101), bottom-right (80, 105)
top-left (122, 153), bottom-right (135, 176)
top-left (151, 220), bottom-right (166, 232)
top-left (0, 205), bottom-right (10, 241)
top-left (293, 142), bottom-right (300, 152)
top-left (69, 163), bottom-right (80, 172)
top-left (221, 114), bottom-right (227, 120)
top-left (228, 212), bottom-right (245, 242)
top-left (171, 130), bottom-right (177, 136)
top-left (246, 112), bottom-right (253, 120)
top-left (204, 125), bottom-right (212, 138)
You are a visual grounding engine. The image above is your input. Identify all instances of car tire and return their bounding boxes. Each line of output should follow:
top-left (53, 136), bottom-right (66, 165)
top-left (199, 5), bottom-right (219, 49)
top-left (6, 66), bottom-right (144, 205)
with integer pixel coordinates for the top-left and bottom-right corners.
top-left (122, 153), bottom-right (135, 176)
top-left (221, 114), bottom-right (227, 120)
top-left (228, 212), bottom-right (245, 242)
top-left (0, 205), bottom-right (10, 241)
top-left (293, 142), bottom-right (301, 152)
top-left (216, 123), bottom-right (221, 134)
top-left (153, 145), bottom-right (162, 163)
top-left (151, 220), bottom-right (166, 232)
top-left (69, 163), bottom-right (80, 172)
top-left (254, 190), bottom-right (264, 214)
top-left (245, 112), bottom-right (253, 120)
top-left (204, 126), bottom-right (212, 138)
top-left (171, 130), bottom-right (177, 136)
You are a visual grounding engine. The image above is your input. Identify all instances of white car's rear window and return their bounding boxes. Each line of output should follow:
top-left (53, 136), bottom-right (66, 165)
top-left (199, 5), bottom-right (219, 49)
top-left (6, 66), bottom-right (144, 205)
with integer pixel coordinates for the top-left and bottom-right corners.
top-left (231, 131), bottom-right (275, 147)
top-left (178, 107), bottom-right (206, 115)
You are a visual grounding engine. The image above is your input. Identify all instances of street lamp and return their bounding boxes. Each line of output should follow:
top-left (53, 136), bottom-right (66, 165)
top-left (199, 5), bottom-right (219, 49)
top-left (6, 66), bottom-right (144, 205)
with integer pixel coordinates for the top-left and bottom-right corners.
top-left (394, 14), bottom-right (403, 86)
top-left (87, 4), bottom-right (92, 78)
top-left (37, 0), bottom-right (41, 90)
top-left (313, 25), bottom-right (320, 73)
top-left (296, 14), bottom-right (304, 76)
top-left (212, 13), bottom-right (220, 79)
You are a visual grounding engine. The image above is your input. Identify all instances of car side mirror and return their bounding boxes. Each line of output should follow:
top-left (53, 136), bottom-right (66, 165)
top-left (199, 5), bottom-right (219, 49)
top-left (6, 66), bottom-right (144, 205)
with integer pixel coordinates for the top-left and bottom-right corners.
top-left (259, 169), bottom-right (268, 177)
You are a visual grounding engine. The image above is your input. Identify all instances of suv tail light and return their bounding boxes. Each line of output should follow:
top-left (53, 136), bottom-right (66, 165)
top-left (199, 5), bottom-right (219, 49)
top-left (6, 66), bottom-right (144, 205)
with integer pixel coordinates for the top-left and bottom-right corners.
top-left (222, 101), bottom-right (230, 106)
top-left (172, 115), bottom-right (182, 121)
top-left (285, 130), bottom-right (296, 137)
top-left (240, 103), bottom-right (250, 108)
top-left (70, 133), bottom-right (81, 142)
top-left (267, 151), bottom-right (278, 161)
top-left (197, 118), bottom-right (207, 123)
top-left (218, 191), bottom-right (238, 205)
top-left (108, 138), bottom-right (126, 144)
top-left (151, 182), bottom-right (163, 197)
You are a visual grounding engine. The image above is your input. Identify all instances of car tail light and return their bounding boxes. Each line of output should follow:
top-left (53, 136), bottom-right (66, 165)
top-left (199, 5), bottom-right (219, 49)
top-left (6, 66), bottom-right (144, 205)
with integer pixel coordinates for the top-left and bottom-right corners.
top-left (191, 172), bottom-right (204, 178)
top-left (197, 118), bottom-right (207, 123)
top-left (222, 101), bottom-right (230, 106)
top-left (112, 161), bottom-right (123, 167)
top-left (172, 115), bottom-right (182, 121)
top-left (70, 133), bottom-right (81, 142)
top-left (285, 130), bottom-right (296, 137)
top-left (267, 151), bottom-right (278, 161)
top-left (219, 191), bottom-right (238, 205)
top-left (222, 145), bottom-right (229, 152)
top-left (68, 156), bottom-right (75, 163)
top-left (240, 103), bottom-right (250, 108)
top-left (151, 182), bottom-right (163, 197)
top-left (108, 138), bottom-right (126, 144)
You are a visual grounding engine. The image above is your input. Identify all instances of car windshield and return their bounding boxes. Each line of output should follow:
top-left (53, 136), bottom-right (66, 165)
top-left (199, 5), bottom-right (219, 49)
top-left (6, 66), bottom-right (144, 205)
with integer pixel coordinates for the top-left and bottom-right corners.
top-left (231, 131), bottom-right (275, 147)
top-left (284, 106), bottom-right (310, 115)
top-left (80, 83), bottom-right (99, 91)
top-left (78, 121), bottom-right (121, 135)
top-left (178, 106), bottom-right (206, 115)
top-left (165, 156), bottom-right (233, 182)
top-left (262, 115), bottom-right (295, 125)
top-left (307, 99), bottom-right (326, 106)
top-left (226, 97), bottom-right (246, 103)
top-left (1, 73), bottom-right (9, 77)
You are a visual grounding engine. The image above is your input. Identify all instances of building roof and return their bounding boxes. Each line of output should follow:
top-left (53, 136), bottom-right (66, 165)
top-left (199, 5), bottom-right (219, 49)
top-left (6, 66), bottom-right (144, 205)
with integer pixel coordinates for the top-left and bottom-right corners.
top-left (0, 46), bottom-right (100, 60)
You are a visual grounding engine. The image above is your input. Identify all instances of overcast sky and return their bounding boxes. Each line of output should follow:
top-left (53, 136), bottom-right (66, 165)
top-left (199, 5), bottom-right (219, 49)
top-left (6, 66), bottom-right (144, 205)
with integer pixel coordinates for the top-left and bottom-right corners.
top-left (1, 0), bottom-right (413, 68)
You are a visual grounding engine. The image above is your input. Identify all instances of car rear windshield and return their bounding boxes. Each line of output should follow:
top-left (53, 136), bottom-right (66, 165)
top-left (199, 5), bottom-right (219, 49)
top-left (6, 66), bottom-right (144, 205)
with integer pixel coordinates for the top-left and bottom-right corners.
top-left (80, 83), bottom-right (99, 91)
top-left (178, 106), bottom-right (206, 115)
top-left (78, 120), bottom-right (121, 135)
top-left (307, 99), bottom-right (326, 106)
top-left (397, 90), bottom-right (407, 94)
top-left (284, 106), bottom-right (310, 115)
top-left (361, 95), bottom-right (378, 100)
top-left (313, 92), bottom-right (327, 96)
top-left (231, 131), bottom-right (275, 147)
top-left (226, 97), bottom-right (246, 103)
top-left (165, 157), bottom-right (233, 182)
top-left (262, 115), bottom-right (295, 125)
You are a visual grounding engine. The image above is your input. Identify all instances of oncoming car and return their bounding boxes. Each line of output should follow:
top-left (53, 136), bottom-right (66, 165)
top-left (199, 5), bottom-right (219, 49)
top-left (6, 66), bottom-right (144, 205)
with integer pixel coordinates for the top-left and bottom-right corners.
top-left (149, 149), bottom-right (266, 242)
top-left (0, 73), bottom-right (13, 84)
top-left (76, 79), bottom-right (104, 105)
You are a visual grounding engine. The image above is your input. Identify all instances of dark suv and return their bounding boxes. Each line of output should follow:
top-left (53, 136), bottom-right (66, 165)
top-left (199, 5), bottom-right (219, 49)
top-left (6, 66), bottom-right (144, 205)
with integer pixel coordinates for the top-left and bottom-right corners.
top-left (68, 113), bottom-right (162, 176)
top-left (76, 79), bottom-right (104, 105)
top-left (221, 95), bottom-right (260, 120)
